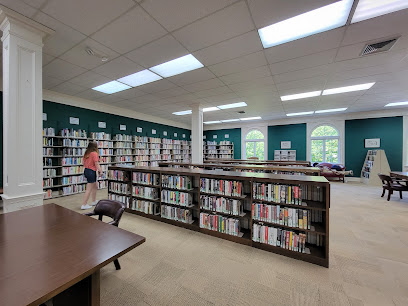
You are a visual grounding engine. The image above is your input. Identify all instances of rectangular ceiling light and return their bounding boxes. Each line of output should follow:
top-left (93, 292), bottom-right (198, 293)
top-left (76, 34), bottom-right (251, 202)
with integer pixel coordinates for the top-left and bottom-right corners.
top-left (203, 107), bottom-right (220, 112)
top-left (258, 0), bottom-right (353, 48)
top-left (217, 102), bottom-right (247, 109)
top-left (286, 111), bottom-right (314, 117)
top-left (240, 117), bottom-right (262, 121)
top-left (92, 81), bottom-right (131, 94)
top-left (315, 108), bottom-right (347, 113)
top-left (149, 54), bottom-right (204, 77)
top-left (172, 110), bottom-right (192, 115)
top-left (204, 121), bottom-right (222, 124)
top-left (221, 119), bottom-right (240, 123)
top-left (385, 101), bottom-right (408, 107)
top-left (281, 91), bottom-right (321, 101)
top-left (118, 69), bottom-right (162, 87)
top-left (323, 82), bottom-right (375, 95)
top-left (351, 0), bottom-right (408, 24)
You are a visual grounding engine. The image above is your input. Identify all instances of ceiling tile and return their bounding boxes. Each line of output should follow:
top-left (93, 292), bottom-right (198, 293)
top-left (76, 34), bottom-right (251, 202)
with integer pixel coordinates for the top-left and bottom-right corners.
top-left (125, 35), bottom-right (189, 68)
top-left (91, 6), bottom-right (167, 54)
top-left (247, 0), bottom-right (338, 28)
top-left (129, 94), bottom-right (160, 104)
top-left (22, 0), bottom-right (47, 8)
top-left (1, 0), bottom-right (37, 18)
top-left (167, 68), bottom-right (216, 86)
top-left (75, 89), bottom-right (107, 101)
top-left (194, 31), bottom-right (263, 66)
top-left (43, 53), bottom-right (55, 66)
top-left (264, 28), bottom-right (344, 64)
top-left (43, 76), bottom-right (65, 89)
top-left (43, 59), bottom-right (87, 81)
top-left (34, 12), bottom-right (86, 57)
top-left (114, 87), bottom-right (147, 100)
top-left (140, 0), bottom-right (239, 32)
top-left (228, 76), bottom-right (275, 92)
top-left (96, 94), bottom-right (125, 104)
top-left (275, 75), bottom-right (326, 92)
top-left (59, 38), bottom-right (119, 70)
top-left (182, 78), bottom-right (224, 92)
top-left (51, 81), bottom-right (88, 96)
top-left (69, 71), bottom-right (111, 88)
top-left (270, 49), bottom-right (337, 75)
top-left (154, 87), bottom-right (190, 98)
top-left (173, 1), bottom-right (254, 52)
top-left (92, 56), bottom-right (143, 79)
top-left (137, 79), bottom-right (177, 93)
top-left (274, 65), bottom-right (331, 84)
top-left (208, 51), bottom-right (267, 77)
top-left (220, 65), bottom-right (271, 85)
top-left (193, 86), bottom-right (233, 98)
top-left (41, 0), bottom-right (136, 35)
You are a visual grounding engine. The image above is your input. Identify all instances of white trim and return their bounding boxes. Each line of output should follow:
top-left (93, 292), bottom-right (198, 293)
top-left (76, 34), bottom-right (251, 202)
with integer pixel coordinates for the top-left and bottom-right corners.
top-left (241, 127), bottom-right (267, 160)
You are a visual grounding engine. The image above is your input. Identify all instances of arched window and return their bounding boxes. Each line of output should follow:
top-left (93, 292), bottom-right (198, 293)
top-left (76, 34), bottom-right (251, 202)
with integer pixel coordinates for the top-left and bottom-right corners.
top-left (245, 129), bottom-right (265, 160)
top-left (311, 125), bottom-right (339, 164)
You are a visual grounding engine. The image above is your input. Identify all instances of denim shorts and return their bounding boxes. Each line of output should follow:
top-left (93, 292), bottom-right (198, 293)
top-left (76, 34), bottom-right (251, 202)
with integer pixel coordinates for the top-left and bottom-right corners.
top-left (84, 168), bottom-right (97, 183)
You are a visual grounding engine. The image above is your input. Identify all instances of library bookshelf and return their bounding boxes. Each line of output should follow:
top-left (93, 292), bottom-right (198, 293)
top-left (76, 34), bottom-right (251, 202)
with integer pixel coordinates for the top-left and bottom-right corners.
top-left (203, 141), bottom-right (234, 160)
top-left (43, 128), bottom-right (191, 199)
top-left (204, 159), bottom-right (312, 166)
top-left (360, 149), bottom-right (390, 186)
top-left (108, 165), bottom-right (330, 267)
top-left (158, 162), bottom-right (321, 176)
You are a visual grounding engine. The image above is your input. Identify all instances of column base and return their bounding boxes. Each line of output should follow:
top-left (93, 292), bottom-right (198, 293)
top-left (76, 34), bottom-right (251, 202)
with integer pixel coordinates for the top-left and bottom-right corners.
top-left (2, 192), bottom-right (44, 213)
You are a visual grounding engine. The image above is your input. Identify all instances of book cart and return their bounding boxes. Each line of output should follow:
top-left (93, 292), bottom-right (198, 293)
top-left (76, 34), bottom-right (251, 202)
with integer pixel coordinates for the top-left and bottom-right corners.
top-left (108, 165), bottom-right (330, 267)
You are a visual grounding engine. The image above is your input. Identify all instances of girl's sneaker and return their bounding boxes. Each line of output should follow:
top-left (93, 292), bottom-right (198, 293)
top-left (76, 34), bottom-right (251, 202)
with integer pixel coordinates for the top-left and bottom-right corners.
top-left (81, 204), bottom-right (92, 210)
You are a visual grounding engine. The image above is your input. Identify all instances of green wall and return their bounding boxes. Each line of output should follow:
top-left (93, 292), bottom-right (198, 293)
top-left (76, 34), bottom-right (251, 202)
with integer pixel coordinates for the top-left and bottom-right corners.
top-left (204, 128), bottom-right (241, 159)
top-left (268, 124), bottom-right (307, 160)
top-left (345, 116), bottom-right (403, 177)
top-left (43, 100), bottom-right (191, 139)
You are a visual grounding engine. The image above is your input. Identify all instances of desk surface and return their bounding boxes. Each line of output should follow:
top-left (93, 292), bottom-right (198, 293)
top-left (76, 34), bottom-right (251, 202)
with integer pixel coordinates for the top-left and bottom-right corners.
top-left (390, 171), bottom-right (408, 178)
top-left (0, 203), bottom-right (145, 306)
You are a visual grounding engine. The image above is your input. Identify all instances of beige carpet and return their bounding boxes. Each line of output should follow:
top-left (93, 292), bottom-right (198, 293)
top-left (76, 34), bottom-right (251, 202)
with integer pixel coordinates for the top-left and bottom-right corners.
top-left (42, 181), bottom-right (408, 306)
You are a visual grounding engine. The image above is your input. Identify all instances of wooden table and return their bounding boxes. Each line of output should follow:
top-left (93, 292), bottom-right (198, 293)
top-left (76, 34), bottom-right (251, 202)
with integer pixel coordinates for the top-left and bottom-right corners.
top-left (0, 203), bottom-right (145, 306)
top-left (390, 171), bottom-right (408, 180)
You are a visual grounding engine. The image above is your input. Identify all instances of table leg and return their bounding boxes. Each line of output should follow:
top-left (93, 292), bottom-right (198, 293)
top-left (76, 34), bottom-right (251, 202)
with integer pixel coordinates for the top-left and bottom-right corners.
top-left (91, 270), bottom-right (100, 306)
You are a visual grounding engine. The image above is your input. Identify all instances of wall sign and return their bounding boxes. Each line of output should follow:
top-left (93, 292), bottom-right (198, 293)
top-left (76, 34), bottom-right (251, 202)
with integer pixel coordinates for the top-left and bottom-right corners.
top-left (365, 138), bottom-right (380, 148)
top-left (203, 135), bottom-right (206, 139)
top-left (137, 127), bottom-right (142, 133)
top-left (42, 113), bottom-right (47, 121)
top-left (98, 121), bottom-right (106, 128)
top-left (281, 141), bottom-right (291, 149)
top-left (69, 117), bottom-right (79, 125)
top-left (213, 135), bottom-right (217, 139)
top-left (120, 124), bottom-right (126, 131)
top-left (163, 131), bottom-right (167, 136)
top-left (182, 134), bottom-right (186, 138)
top-left (152, 129), bottom-right (157, 135)
top-left (174, 132), bottom-right (178, 137)
top-left (225, 134), bottom-right (229, 139)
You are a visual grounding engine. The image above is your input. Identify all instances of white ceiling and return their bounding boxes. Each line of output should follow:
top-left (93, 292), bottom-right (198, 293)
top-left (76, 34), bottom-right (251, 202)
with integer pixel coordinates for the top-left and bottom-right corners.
top-left (1, 0), bottom-right (408, 126)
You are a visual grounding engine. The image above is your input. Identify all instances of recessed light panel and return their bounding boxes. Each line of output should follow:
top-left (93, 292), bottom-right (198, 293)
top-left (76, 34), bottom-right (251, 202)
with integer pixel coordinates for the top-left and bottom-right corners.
top-left (221, 119), bottom-right (240, 123)
top-left (172, 110), bottom-right (192, 115)
top-left (315, 108), bottom-right (347, 113)
top-left (218, 102), bottom-right (247, 109)
top-left (385, 101), bottom-right (408, 107)
top-left (240, 117), bottom-right (262, 121)
top-left (286, 111), bottom-right (314, 117)
top-left (118, 69), bottom-right (162, 87)
top-left (204, 121), bottom-right (222, 124)
top-left (203, 107), bottom-right (220, 112)
top-left (322, 82), bottom-right (375, 95)
top-left (281, 91), bottom-right (321, 101)
top-left (258, 0), bottom-right (353, 48)
top-left (150, 54), bottom-right (204, 78)
top-left (351, 0), bottom-right (408, 23)
top-left (92, 81), bottom-right (131, 94)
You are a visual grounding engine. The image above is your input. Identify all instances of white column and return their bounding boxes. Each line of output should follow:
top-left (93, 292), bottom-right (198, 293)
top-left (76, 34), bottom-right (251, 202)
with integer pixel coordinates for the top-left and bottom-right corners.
top-left (191, 104), bottom-right (203, 163)
top-left (0, 6), bottom-right (54, 212)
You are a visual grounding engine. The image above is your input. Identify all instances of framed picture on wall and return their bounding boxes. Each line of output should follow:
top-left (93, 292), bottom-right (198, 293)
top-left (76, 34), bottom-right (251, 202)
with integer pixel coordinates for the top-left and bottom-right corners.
top-left (137, 127), bottom-right (142, 133)
top-left (281, 141), bottom-right (291, 149)
top-left (365, 138), bottom-right (380, 148)
top-left (163, 131), bottom-right (167, 136)
top-left (120, 124), bottom-right (126, 131)
top-left (42, 113), bottom-right (47, 121)
top-left (69, 117), bottom-right (79, 125)
top-left (98, 121), bottom-right (106, 128)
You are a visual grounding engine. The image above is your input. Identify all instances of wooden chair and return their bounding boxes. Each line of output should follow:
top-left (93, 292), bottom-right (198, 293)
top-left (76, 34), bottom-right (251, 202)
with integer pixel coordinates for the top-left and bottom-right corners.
top-left (378, 173), bottom-right (408, 201)
top-left (84, 199), bottom-right (126, 270)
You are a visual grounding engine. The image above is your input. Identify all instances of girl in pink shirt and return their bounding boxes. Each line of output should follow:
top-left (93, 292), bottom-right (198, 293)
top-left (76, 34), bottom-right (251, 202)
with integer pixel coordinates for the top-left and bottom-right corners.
top-left (81, 142), bottom-right (103, 210)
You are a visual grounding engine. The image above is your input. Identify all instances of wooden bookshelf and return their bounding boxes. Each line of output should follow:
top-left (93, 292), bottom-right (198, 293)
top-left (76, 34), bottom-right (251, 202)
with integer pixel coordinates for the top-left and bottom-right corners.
top-left (203, 141), bottom-right (234, 160)
top-left (204, 159), bottom-right (312, 166)
top-left (108, 165), bottom-right (330, 267)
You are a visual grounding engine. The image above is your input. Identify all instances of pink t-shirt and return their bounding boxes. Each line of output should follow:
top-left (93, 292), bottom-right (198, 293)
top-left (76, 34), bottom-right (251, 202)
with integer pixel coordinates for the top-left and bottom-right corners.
top-left (84, 152), bottom-right (99, 171)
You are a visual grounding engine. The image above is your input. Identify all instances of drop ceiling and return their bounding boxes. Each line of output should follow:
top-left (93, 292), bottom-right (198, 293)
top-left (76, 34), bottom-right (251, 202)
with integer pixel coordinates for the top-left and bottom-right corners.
top-left (1, 0), bottom-right (408, 126)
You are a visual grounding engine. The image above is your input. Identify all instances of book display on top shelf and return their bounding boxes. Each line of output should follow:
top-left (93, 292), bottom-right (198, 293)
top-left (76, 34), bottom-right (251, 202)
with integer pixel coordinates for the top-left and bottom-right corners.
top-left (274, 150), bottom-right (296, 161)
top-left (360, 149), bottom-right (390, 186)
top-left (108, 165), bottom-right (330, 267)
top-left (43, 127), bottom-right (191, 199)
top-left (203, 140), bottom-right (234, 160)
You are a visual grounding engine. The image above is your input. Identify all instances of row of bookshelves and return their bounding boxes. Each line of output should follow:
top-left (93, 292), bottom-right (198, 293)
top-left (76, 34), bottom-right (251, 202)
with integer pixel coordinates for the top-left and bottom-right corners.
top-left (107, 166), bottom-right (330, 267)
top-left (203, 141), bottom-right (234, 160)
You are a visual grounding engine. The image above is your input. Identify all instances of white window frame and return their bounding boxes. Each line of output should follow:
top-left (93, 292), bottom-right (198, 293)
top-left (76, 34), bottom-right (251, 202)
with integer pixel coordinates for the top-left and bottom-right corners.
top-left (243, 128), bottom-right (266, 160)
top-left (310, 124), bottom-right (340, 164)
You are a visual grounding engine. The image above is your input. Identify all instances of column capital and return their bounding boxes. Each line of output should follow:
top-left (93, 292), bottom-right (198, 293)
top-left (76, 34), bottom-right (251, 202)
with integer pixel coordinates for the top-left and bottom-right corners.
top-left (0, 5), bottom-right (54, 45)
top-left (190, 103), bottom-right (203, 112)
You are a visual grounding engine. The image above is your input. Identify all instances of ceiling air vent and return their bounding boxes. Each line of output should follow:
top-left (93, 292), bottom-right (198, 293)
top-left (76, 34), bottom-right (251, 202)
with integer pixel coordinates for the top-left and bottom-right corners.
top-left (361, 38), bottom-right (398, 56)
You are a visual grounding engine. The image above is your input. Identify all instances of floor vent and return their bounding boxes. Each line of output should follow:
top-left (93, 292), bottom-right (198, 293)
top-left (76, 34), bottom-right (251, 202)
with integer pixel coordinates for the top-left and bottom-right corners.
top-left (361, 38), bottom-right (398, 56)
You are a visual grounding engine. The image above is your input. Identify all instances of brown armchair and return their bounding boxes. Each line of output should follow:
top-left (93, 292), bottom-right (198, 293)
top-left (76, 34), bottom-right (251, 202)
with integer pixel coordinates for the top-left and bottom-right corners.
top-left (378, 173), bottom-right (408, 201)
top-left (84, 199), bottom-right (126, 269)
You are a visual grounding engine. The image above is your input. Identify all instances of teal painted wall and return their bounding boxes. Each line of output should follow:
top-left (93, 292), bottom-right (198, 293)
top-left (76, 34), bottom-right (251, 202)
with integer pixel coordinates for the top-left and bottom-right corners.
top-left (43, 100), bottom-right (191, 139)
top-left (204, 128), bottom-right (241, 159)
top-left (345, 116), bottom-right (403, 177)
top-left (268, 124), bottom-right (307, 160)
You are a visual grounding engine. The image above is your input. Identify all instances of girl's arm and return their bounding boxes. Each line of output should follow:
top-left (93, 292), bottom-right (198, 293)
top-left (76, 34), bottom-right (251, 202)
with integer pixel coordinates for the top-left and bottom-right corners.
top-left (95, 160), bottom-right (103, 174)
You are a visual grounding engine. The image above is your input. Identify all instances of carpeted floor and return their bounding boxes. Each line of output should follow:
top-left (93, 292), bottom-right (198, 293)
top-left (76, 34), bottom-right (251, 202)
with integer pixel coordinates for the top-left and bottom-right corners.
top-left (41, 181), bottom-right (408, 305)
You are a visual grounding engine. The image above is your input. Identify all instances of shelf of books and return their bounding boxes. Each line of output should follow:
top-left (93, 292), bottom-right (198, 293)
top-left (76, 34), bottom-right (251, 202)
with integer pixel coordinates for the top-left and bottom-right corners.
top-left (43, 128), bottom-right (191, 199)
top-left (108, 165), bottom-right (330, 267)
top-left (203, 141), bottom-right (234, 160)
top-left (360, 149), bottom-right (390, 186)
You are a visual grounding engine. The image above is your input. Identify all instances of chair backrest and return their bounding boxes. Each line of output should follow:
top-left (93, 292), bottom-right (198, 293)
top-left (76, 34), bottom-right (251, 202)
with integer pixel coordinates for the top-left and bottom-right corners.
top-left (93, 199), bottom-right (126, 227)
top-left (378, 173), bottom-right (392, 186)
top-left (248, 156), bottom-right (259, 160)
